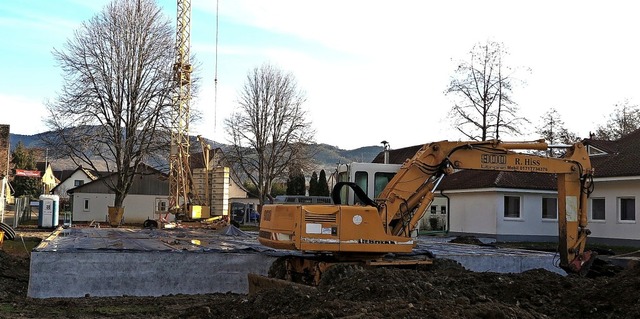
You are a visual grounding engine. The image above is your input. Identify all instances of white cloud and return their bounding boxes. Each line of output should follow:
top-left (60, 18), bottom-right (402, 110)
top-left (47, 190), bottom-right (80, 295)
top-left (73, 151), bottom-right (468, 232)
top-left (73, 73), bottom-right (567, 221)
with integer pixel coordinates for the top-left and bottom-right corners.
top-left (0, 95), bottom-right (49, 135)
top-left (195, 0), bottom-right (640, 148)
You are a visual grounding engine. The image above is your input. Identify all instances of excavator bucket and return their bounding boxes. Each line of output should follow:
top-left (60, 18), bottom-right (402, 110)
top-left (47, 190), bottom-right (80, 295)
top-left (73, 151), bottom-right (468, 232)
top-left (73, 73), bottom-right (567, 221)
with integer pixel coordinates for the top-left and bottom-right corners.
top-left (578, 251), bottom-right (598, 277)
top-left (584, 256), bottom-right (625, 277)
top-left (247, 273), bottom-right (316, 295)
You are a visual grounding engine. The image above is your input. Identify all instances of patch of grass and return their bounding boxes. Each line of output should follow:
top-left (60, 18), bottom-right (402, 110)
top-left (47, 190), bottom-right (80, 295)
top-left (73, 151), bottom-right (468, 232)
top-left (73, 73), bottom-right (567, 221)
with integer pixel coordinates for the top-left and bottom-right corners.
top-left (239, 225), bottom-right (259, 231)
top-left (1, 237), bottom-right (42, 256)
top-left (19, 219), bottom-right (39, 226)
top-left (85, 305), bottom-right (160, 316)
top-left (495, 241), bottom-right (639, 255)
top-left (586, 244), bottom-right (639, 255)
top-left (0, 303), bottom-right (17, 313)
top-left (494, 241), bottom-right (557, 251)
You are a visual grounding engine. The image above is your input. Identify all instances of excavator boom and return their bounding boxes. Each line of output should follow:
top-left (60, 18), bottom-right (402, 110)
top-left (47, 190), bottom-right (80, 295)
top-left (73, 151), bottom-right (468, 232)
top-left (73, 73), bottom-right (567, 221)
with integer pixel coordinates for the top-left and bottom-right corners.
top-left (377, 139), bottom-right (593, 273)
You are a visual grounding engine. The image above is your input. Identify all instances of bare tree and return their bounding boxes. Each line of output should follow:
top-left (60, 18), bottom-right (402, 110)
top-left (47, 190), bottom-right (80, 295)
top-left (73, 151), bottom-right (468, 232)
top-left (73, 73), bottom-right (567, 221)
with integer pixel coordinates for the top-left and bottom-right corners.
top-left (224, 63), bottom-right (315, 208)
top-left (593, 99), bottom-right (640, 140)
top-left (43, 0), bottom-right (176, 212)
top-left (445, 40), bottom-right (529, 141)
top-left (536, 108), bottom-right (579, 156)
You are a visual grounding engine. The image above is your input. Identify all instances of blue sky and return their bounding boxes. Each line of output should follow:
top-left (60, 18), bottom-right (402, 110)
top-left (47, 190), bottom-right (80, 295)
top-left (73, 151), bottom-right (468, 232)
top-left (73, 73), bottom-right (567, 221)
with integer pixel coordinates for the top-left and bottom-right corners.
top-left (2, 0), bottom-right (640, 150)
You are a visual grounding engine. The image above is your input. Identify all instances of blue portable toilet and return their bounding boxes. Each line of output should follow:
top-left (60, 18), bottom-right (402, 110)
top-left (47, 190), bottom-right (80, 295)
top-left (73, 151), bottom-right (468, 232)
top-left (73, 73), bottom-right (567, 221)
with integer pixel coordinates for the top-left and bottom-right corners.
top-left (38, 195), bottom-right (60, 228)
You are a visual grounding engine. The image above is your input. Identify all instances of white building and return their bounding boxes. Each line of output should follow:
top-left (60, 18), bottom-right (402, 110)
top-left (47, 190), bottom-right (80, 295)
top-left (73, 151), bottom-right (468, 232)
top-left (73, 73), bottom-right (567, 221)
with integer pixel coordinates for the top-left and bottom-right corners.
top-left (67, 164), bottom-right (172, 224)
top-left (51, 166), bottom-right (99, 203)
top-left (438, 170), bottom-right (566, 242)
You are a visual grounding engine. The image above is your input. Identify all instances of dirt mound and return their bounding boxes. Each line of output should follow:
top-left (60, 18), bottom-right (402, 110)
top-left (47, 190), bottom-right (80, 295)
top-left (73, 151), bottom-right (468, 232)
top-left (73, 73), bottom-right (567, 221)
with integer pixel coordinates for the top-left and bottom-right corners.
top-left (0, 250), bottom-right (30, 301)
top-left (2, 244), bottom-right (640, 318)
top-left (449, 235), bottom-right (485, 245)
top-left (245, 259), bottom-right (640, 319)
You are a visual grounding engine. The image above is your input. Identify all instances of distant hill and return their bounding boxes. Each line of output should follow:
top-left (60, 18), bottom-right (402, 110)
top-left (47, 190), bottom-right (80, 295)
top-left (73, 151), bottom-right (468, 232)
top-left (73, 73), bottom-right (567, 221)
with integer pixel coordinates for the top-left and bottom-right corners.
top-left (8, 133), bottom-right (44, 149)
top-left (8, 131), bottom-right (384, 172)
top-left (308, 143), bottom-right (383, 173)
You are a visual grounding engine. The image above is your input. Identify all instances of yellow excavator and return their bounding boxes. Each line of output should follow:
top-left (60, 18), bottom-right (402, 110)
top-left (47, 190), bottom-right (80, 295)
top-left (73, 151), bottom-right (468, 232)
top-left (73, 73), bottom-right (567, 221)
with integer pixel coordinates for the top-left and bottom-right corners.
top-left (252, 139), bottom-right (595, 288)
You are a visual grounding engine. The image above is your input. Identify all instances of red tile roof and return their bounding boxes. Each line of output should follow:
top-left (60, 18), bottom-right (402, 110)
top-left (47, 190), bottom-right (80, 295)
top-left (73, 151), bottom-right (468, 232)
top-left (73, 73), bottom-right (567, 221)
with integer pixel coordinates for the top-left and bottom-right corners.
top-left (371, 145), bottom-right (423, 165)
top-left (584, 129), bottom-right (640, 177)
top-left (438, 170), bottom-right (557, 191)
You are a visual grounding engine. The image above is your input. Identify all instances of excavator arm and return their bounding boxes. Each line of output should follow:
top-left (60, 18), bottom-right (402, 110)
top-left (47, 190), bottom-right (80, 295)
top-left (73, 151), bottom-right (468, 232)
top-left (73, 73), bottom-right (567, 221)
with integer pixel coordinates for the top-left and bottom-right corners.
top-left (377, 139), bottom-right (594, 274)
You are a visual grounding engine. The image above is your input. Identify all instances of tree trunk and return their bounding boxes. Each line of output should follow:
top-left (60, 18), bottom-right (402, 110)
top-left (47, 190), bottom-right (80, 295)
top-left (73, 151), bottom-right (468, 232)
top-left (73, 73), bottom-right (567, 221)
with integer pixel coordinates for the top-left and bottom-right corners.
top-left (107, 206), bottom-right (125, 227)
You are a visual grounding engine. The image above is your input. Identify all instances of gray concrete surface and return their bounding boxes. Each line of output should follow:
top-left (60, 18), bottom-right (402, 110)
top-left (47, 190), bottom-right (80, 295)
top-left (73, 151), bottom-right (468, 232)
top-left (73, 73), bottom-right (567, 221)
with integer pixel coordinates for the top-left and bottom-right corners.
top-left (28, 227), bottom-right (277, 298)
top-left (27, 227), bottom-right (566, 298)
top-left (28, 250), bottom-right (276, 298)
top-left (419, 239), bottom-right (565, 275)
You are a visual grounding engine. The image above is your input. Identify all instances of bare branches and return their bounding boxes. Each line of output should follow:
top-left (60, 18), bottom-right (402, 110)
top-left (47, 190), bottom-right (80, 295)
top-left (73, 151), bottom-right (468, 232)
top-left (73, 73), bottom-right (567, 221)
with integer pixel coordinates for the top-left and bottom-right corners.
top-left (224, 63), bottom-right (315, 205)
top-left (445, 40), bottom-right (530, 141)
top-left (594, 99), bottom-right (640, 140)
top-left (43, 0), bottom-right (175, 207)
top-left (534, 108), bottom-right (579, 156)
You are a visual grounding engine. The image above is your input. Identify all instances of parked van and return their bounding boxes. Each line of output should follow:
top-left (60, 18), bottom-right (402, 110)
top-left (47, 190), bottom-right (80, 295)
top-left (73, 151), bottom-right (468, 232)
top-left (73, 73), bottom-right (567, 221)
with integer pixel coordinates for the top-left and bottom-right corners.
top-left (231, 202), bottom-right (260, 224)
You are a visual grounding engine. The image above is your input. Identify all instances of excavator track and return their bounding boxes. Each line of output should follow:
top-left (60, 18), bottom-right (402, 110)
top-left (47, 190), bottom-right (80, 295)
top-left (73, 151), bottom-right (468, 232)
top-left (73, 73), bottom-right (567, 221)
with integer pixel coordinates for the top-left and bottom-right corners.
top-left (267, 255), bottom-right (355, 286)
top-left (248, 253), bottom-right (434, 295)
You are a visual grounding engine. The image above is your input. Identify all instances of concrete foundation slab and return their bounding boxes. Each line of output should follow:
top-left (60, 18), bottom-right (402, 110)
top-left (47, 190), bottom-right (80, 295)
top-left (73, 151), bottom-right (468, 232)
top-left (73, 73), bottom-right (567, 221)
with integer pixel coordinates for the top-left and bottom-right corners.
top-left (419, 241), bottom-right (564, 275)
top-left (28, 226), bottom-right (278, 298)
top-left (28, 227), bottom-right (565, 299)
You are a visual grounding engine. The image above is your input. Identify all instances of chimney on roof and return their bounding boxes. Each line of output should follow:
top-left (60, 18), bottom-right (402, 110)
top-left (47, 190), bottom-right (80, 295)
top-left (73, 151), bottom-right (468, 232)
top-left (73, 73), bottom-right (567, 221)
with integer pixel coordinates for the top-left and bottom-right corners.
top-left (381, 140), bottom-right (390, 164)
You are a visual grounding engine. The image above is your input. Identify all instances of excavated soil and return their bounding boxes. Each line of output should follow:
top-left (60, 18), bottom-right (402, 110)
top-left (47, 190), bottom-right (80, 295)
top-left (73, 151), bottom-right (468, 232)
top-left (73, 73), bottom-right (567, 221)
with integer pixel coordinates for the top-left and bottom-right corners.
top-left (2, 232), bottom-right (640, 318)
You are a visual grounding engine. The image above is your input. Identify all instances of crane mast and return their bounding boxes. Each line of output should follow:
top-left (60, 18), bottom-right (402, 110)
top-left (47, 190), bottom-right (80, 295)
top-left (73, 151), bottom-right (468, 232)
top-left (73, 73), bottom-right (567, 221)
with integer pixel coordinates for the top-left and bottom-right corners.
top-left (169, 0), bottom-right (194, 217)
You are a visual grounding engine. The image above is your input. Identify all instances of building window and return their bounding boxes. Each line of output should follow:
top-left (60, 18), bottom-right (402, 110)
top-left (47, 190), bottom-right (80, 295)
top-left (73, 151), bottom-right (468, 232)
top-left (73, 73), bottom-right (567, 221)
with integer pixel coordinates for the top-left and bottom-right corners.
top-left (83, 199), bottom-right (90, 211)
top-left (588, 146), bottom-right (607, 156)
top-left (542, 197), bottom-right (557, 219)
top-left (74, 180), bottom-right (84, 187)
top-left (430, 205), bottom-right (437, 214)
top-left (157, 200), bottom-right (167, 212)
top-left (504, 196), bottom-right (520, 218)
top-left (619, 197), bottom-right (636, 221)
top-left (591, 198), bottom-right (605, 221)
top-left (440, 206), bottom-right (447, 215)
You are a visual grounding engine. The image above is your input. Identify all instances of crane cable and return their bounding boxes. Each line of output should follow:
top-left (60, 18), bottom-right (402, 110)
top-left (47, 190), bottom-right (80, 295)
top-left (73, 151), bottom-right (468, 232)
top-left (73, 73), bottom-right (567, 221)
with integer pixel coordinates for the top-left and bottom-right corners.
top-left (213, 0), bottom-right (219, 148)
